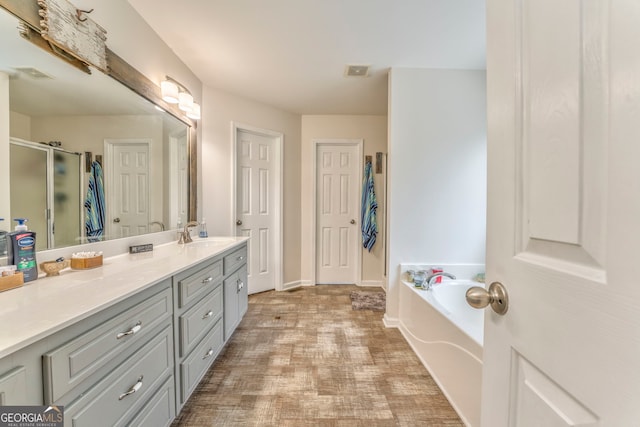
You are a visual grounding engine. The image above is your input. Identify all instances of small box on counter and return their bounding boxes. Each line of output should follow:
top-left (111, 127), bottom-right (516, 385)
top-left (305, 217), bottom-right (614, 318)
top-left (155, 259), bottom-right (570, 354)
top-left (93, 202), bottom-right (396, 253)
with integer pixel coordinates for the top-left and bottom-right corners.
top-left (0, 271), bottom-right (24, 292)
top-left (70, 252), bottom-right (103, 270)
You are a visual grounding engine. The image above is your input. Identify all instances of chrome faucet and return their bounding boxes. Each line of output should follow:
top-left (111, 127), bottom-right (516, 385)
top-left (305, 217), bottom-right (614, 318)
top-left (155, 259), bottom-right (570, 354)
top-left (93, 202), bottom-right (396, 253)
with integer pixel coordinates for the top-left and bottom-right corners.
top-left (424, 272), bottom-right (456, 290)
top-left (178, 221), bottom-right (199, 244)
top-left (149, 221), bottom-right (165, 231)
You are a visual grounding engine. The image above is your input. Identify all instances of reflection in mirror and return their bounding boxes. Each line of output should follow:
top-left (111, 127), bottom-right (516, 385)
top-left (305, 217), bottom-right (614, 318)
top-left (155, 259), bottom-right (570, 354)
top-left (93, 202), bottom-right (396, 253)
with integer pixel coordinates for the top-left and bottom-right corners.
top-left (0, 8), bottom-right (190, 249)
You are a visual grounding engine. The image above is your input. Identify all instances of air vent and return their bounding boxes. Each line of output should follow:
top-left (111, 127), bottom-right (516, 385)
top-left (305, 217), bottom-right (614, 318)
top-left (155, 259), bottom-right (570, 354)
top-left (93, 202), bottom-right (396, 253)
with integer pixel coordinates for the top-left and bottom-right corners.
top-left (344, 65), bottom-right (370, 77)
top-left (13, 67), bottom-right (54, 79)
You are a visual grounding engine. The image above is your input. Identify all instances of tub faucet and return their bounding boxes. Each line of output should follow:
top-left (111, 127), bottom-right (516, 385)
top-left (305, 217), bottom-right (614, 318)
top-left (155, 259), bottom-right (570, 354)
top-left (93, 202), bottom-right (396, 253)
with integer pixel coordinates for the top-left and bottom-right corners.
top-left (424, 272), bottom-right (456, 290)
top-left (178, 221), bottom-right (199, 244)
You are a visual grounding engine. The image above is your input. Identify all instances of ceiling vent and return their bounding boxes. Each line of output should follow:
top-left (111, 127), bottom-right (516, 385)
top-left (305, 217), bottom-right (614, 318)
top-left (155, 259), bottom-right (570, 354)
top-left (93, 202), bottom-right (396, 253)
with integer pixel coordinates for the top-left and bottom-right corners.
top-left (344, 65), bottom-right (370, 77)
top-left (13, 67), bottom-right (54, 79)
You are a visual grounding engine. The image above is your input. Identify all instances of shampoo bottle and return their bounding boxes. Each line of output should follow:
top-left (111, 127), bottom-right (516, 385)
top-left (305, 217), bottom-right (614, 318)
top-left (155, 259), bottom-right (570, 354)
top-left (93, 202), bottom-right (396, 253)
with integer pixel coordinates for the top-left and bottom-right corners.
top-left (7, 218), bottom-right (38, 282)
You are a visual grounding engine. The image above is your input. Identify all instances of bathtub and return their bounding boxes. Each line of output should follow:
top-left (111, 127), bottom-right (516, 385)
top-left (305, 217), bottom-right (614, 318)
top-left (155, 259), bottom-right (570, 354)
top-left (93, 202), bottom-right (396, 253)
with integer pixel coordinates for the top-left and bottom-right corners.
top-left (398, 279), bottom-right (483, 427)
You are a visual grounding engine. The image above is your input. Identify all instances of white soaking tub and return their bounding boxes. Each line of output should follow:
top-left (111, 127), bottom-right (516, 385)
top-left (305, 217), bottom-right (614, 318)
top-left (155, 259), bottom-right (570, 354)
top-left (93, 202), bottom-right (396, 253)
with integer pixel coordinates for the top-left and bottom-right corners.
top-left (398, 279), bottom-right (483, 427)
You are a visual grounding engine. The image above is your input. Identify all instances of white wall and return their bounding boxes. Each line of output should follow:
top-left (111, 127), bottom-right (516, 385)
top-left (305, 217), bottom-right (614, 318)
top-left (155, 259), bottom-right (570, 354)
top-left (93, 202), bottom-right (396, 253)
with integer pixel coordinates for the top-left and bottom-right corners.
top-left (201, 87), bottom-right (302, 284)
top-left (386, 68), bottom-right (487, 323)
top-left (300, 115), bottom-right (388, 286)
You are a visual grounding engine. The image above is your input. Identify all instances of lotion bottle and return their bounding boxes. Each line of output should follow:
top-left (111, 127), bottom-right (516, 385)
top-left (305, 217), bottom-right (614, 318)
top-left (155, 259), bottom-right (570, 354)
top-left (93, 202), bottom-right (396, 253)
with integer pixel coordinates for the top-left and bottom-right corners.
top-left (7, 218), bottom-right (38, 282)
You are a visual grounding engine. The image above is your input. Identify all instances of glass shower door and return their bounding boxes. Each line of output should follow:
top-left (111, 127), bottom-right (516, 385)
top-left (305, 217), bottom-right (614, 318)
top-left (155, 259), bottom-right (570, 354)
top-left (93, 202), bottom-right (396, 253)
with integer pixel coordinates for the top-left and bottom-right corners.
top-left (53, 151), bottom-right (81, 248)
top-left (9, 143), bottom-right (48, 250)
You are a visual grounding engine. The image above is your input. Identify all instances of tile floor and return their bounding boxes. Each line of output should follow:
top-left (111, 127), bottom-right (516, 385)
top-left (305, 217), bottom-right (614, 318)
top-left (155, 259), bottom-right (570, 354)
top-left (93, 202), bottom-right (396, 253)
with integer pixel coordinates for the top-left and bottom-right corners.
top-left (173, 285), bottom-right (463, 426)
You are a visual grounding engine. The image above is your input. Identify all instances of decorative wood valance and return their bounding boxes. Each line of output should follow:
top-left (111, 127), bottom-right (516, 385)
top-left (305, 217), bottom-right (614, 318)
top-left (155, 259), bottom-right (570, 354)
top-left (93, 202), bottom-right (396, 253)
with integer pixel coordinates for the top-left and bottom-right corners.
top-left (37, 0), bottom-right (107, 72)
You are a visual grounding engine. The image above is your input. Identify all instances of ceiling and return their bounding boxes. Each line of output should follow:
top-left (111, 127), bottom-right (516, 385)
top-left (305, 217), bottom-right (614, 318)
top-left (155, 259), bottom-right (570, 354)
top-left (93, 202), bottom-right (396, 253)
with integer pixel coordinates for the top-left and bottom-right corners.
top-left (127, 0), bottom-right (486, 115)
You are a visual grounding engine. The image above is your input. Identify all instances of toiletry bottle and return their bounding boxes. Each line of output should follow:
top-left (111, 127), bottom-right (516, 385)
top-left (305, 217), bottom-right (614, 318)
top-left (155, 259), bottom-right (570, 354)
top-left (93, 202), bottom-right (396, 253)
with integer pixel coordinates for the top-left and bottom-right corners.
top-left (0, 218), bottom-right (7, 258)
top-left (7, 218), bottom-right (38, 282)
top-left (199, 218), bottom-right (208, 238)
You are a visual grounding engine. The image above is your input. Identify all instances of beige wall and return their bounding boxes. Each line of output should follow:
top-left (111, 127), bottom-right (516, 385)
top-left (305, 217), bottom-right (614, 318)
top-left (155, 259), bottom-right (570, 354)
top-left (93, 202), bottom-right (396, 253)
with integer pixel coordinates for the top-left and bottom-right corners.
top-left (301, 115), bottom-right (388, 286)
top-left (9, 111), bottom-right (30, 141)
top-left (201, 87), bottom-right (302, 284)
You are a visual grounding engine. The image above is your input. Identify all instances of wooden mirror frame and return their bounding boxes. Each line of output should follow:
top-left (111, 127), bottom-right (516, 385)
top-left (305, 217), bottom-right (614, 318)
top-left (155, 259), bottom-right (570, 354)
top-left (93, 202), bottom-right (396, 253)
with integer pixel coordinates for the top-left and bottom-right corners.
top-left (0, 0), bottom-right (198, 222)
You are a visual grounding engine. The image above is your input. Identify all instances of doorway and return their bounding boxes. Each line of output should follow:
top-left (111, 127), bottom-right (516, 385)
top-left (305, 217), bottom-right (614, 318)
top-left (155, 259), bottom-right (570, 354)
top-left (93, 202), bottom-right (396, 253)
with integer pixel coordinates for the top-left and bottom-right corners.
top-left (233, 123), bottom-right (283, 294)
top-left (313, 139), bottom-right (363, 285)
top-left (104, 139), bottom-right (151, 238)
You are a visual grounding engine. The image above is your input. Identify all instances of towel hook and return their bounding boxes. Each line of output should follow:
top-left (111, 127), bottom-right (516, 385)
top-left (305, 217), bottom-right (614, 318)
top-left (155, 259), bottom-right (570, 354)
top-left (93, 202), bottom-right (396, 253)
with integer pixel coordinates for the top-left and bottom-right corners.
top-left (76, 8), bottom-right (94, 22)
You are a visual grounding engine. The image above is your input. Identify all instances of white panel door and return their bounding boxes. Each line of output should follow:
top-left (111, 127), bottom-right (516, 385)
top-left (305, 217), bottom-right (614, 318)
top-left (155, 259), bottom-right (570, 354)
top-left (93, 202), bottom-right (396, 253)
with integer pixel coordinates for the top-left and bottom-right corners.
top-left (316, 143), bottom-right (360, 284)
top-left (108, 142), bottom-right (150, 238)
top-left (236, 129), bottom-right (277, 294)
top-left (484, 1), bottom-right (640, 426)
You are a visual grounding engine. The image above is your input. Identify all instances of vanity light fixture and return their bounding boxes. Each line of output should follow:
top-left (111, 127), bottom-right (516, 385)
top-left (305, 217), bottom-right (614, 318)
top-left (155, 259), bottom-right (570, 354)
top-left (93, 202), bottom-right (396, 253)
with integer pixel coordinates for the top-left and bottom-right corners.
top-left (160, 75), bottom-right (201, 119)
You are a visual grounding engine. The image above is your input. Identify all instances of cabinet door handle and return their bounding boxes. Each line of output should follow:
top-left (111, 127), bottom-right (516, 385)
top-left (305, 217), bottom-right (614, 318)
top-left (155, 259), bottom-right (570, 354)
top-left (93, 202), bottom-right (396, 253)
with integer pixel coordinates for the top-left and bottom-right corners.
top-left (202, 276), bottom-right (214, 284)
top-left (203, 348), bottom-right (214, 359)
top-left (116, 321), bottom-right (142, 339)
top-left (202, 310), bottom-right (214, 319)
top-left (237, 281), bottom-right (244, 292)
top-left (118, 375), bottom-right (143, 400)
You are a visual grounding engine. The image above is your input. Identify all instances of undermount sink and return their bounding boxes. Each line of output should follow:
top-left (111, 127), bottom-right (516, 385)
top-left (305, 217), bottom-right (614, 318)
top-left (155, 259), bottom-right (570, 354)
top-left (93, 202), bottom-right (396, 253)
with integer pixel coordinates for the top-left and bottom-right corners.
top-left (187, 237), bottom-right (239, 246)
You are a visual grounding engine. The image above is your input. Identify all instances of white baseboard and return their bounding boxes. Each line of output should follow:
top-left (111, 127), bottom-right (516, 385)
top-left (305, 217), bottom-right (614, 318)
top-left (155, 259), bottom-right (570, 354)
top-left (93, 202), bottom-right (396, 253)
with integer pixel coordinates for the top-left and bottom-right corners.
top-left (383, 314), bottom-right (399, 328)
top-left (282, 280), bottom-right (305, 291)
top-left (358, 280), bottom-right (384, 288)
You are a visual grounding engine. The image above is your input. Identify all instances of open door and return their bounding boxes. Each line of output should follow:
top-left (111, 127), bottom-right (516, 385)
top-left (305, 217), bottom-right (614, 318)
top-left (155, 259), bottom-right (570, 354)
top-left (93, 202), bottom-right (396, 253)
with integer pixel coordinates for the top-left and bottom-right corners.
top-left (482, 0), bottom-right (640, 425)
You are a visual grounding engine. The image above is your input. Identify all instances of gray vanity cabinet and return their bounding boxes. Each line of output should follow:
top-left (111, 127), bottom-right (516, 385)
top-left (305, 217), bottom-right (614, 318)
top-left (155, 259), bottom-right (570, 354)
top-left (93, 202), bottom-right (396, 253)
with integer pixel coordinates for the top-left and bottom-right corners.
top-left (172, 241), bottom-right (248, 409)
top-left (224, 266), bottom-right (248, 340)
top-left (0, 241), bottom-right (248, 426)
top-left (173, 258), bottom-right (225, 407)
top-left (43, 280), bottom-right (175, 427)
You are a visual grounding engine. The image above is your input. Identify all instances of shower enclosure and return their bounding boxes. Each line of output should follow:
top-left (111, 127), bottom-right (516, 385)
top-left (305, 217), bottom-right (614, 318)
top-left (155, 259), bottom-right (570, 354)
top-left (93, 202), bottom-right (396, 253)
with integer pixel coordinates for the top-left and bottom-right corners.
top-left (10, 138), bottom-right (83, 250)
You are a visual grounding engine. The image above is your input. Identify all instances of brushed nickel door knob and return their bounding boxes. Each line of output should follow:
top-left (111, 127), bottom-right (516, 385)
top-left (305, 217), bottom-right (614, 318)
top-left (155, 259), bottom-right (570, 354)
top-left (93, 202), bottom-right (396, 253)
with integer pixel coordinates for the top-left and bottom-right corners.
top-left (236, 219), bottom-right (242, 226)
top-left (465, 281), bottom-right (509, 315)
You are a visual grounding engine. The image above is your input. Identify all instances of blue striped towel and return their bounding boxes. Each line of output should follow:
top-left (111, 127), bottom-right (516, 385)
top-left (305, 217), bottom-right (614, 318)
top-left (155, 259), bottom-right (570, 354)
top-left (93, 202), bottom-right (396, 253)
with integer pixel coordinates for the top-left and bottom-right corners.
top-left (361, 161), bottom-right (378, 252)
top-left (84, 161), bottom-right (106, 242)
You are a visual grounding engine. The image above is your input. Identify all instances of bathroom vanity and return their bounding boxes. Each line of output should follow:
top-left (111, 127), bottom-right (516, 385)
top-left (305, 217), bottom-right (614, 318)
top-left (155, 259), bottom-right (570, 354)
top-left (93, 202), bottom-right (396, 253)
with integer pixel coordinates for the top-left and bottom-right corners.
top-left (0, 237), bottom-right (248, 426)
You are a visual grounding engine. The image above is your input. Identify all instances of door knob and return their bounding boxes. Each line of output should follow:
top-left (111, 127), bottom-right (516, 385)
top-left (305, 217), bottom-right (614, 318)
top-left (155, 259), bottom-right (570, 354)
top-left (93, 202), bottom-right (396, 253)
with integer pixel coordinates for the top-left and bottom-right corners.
top-left (113, 217), bottom-right (121, 223)
top-left (350, 219), bottom-right (356, 224)
top-left (465, 281), bottom-right (509, 315)
top-left (236, 219), bottom-right (242, 226)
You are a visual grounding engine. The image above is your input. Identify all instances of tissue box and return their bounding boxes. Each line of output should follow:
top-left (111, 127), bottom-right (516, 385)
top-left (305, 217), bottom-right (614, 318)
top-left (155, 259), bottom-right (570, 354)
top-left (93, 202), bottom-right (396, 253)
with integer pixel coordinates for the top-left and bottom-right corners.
top-left (70, 255), bottom-right (103, 270)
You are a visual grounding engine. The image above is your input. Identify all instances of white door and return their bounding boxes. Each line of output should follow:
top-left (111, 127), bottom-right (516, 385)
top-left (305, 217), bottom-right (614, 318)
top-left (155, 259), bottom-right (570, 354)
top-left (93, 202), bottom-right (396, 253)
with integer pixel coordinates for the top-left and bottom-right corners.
top-left (106, 141), bottom-right (150, 238)
top-left (235, 128), bottom-right (281, 294)
top-left (483, 1), bottom-right (640, 425)
top-left (315, 142), bottom-right (361, 284)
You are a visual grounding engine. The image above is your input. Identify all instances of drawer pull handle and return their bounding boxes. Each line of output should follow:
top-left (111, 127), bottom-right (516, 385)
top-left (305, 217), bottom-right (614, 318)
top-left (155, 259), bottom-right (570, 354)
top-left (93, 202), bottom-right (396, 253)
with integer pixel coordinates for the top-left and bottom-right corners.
top-left (116, 321), bottom-right (142, 339)
top-left (202, 276), bottom-right (214, 284)
top-left (119, 375), bottom-right (143, 400)
top-left (203, 348), bottom-right (214, 359)
top-left (202, 310), bottom-right (214, 319)
top-left (236, 255), bottom-right (244, 261)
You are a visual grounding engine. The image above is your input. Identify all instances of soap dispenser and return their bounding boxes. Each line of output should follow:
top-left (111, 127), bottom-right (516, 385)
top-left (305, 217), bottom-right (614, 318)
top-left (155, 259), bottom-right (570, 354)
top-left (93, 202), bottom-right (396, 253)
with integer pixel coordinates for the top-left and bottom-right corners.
top-left (199, 218), bottom-right (208, 238)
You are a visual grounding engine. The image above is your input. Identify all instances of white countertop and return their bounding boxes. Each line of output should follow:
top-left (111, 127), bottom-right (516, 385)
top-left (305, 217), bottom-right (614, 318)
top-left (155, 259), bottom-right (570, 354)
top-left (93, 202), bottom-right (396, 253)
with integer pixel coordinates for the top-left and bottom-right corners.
top-left (0, 236), bottom-right (248, 359)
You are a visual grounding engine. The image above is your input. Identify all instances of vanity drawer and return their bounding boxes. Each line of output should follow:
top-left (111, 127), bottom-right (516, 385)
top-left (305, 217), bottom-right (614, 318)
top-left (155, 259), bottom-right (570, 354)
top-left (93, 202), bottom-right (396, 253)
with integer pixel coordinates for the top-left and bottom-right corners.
top-left (180, 319), bottom-right (223, 403)
top-left (0, 367), bottom-right (27, 405)
top-left (223, 245), bottom-right (247, 275)
top-left (43, 287), bottom-right (172, 403)
top-left (64, 325), bottom-right (173, 427)
top-left (179, 284), bottom-right (223, 357)
top-left (176, 260), bottom-right (223, 308)
top-left (127, 375), bottom-right (175, 427)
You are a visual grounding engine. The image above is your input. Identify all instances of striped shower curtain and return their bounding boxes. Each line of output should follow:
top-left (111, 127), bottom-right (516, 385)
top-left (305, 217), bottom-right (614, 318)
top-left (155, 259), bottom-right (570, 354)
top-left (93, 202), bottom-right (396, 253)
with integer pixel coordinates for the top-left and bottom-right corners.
top-left (361, 161), bottom-right (378, 252)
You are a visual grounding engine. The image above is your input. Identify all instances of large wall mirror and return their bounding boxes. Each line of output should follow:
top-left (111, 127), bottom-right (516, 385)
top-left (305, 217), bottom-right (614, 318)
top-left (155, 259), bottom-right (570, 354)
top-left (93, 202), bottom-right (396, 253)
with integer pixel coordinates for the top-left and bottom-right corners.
top-left (0, 5), bottom-right (195, 251)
